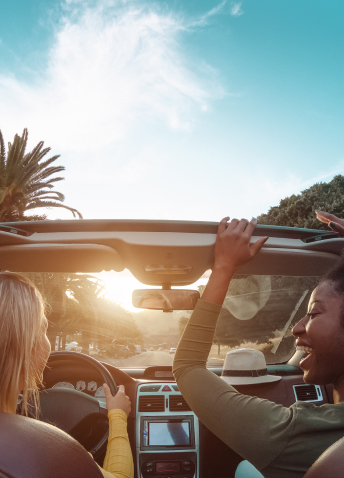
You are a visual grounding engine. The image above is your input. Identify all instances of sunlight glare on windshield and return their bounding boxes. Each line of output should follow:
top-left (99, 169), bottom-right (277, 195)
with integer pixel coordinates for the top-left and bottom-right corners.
top-left (94, 270), bottom-right (209, 312)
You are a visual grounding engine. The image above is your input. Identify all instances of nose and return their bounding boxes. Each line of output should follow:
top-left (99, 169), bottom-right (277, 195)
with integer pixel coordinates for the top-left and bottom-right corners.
top-left (292, 314), bottom-right (308, 338)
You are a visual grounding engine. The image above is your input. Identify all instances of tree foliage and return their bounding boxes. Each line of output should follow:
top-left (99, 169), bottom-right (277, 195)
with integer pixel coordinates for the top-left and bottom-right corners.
top-left (22, 272), bottom-right (142, 353)
top-left (0, 128), bottom-right (82, 221)
top-left (257, 175), bottom-right (344, 229)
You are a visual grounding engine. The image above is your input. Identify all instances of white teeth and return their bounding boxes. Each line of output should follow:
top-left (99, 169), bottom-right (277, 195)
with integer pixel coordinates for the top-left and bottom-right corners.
top-left (296, 346), bottom-right (313, 354)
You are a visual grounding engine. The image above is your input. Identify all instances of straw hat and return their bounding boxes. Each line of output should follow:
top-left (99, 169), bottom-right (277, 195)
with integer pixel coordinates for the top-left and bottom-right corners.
top-left (221, 348), bottom-right (281, 385)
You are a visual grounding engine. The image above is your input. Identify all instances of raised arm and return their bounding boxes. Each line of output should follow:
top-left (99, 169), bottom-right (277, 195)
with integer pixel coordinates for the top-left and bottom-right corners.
top-left (173, 219), bottom-right (295, 471)
top-left (201, 217), bottom-right (268, 305)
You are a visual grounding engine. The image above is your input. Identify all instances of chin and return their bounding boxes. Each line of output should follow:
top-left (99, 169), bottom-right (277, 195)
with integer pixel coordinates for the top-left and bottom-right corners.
top-left (303, 369), bottom-right (328, 386)
top-left (302, 368), bottom-right (316, 384)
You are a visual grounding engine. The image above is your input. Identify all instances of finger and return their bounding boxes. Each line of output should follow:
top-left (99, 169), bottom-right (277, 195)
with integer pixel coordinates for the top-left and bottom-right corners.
top-left (235, 218), bottom-right (249, 233)
top-left (116, 385), bottom-right (125, 394)
top-left (226, 218), bottom-right (239, 232)
top-left (317, 211), bottom-right (344, 228)
top-left (329, 222), bottom-right (344, 237)
top-left (243, 217), bottom-right (258, 237)
top-left (103, 383), bottom-right (113, 398)
top-left (315, 211), bottom-right (337, 224)
top-left (217, 217), bottom-right (230, 235)
top-left (249, 236), bottom-right (268, 258)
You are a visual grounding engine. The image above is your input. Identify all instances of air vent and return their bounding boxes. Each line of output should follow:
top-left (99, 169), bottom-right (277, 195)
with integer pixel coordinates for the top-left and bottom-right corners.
top-left (0, 225), bottom-right (30, 236)
top-left (138, 395), bottom-right (165, 412)
top-left (293, 384), bottom-right (323, 402)
top-left (169, 395), bottom-right (191, 412)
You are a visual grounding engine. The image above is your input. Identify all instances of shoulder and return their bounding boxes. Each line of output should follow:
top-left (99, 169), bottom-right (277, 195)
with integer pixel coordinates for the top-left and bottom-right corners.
top-left (293, 402), bottom-right (344, 428)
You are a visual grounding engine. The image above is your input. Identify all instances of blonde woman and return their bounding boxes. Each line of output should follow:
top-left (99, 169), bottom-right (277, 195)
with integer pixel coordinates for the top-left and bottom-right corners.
top-left (0, 271), bottom-right (134, 478)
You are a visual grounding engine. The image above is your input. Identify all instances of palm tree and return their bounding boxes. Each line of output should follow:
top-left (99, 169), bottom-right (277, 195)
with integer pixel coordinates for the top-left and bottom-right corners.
top-left (0, 128), bottom-right (82, 221)
top-left (24, 272), bottom-right (105, 351)
top-left (23, 272), bottom-right (143, 354)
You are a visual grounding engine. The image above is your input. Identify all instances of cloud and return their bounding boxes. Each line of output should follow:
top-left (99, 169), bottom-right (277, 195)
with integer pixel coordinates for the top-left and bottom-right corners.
top-left (189, 1), bottom-right (227, 27)
top-left (0, 0), bottom-right (224, 153)
top-left (231, 2), bottom-right (243, 17)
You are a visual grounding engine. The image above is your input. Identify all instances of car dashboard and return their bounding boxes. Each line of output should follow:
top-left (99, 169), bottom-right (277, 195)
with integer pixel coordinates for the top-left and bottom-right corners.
top-left (43, 360), bottom-right (332, 478)
top-left (137, 382), bottom-right (198, 478)
top-left (51, 381), bottom-right (107, 405)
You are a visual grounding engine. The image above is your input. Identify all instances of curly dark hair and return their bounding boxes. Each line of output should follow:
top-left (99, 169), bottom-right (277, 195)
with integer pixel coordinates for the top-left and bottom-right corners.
top-left (323, 255), bottom-right (344, 324)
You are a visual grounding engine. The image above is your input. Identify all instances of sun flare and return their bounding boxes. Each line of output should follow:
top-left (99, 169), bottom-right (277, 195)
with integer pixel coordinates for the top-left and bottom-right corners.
top-left (95, 269), bottom-right (209, 312)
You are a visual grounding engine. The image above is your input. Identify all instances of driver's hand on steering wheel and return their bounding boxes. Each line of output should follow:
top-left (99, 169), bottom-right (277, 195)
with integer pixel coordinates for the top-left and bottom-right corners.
top-left (103, 383), bottom-right (131, 416)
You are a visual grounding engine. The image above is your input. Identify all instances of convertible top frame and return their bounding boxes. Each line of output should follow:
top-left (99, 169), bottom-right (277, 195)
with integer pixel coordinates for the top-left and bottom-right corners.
top-left (0, 220), bottom-right (342, 285)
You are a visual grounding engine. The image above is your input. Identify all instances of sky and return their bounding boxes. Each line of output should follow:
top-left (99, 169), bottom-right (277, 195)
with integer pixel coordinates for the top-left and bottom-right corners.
top-left (1, 0), bottom-right (344, 222)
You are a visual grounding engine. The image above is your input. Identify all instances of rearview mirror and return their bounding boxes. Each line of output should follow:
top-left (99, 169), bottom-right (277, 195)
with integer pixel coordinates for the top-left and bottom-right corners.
top-left (132, 289), bottom-right (200, 310)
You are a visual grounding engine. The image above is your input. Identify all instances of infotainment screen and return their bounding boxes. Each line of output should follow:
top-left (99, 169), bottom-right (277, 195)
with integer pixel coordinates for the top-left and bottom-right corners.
top-left (141, 418), bottom-right (194, 449)
top-left (148, 421), bottom-right (190, 446)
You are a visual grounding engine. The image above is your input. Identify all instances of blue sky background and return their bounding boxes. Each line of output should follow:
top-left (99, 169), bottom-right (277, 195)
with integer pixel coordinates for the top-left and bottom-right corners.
top-left (1, 0), bottom-right (344, 221)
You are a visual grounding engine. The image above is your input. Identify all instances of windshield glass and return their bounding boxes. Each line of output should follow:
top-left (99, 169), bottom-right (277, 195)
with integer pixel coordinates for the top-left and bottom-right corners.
top-left (21, 271), bottom-right (320, 366)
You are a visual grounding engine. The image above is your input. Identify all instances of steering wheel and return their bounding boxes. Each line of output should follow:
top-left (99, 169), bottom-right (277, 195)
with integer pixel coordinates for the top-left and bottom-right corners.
top-left (40, 351), bottom-right (118, 459)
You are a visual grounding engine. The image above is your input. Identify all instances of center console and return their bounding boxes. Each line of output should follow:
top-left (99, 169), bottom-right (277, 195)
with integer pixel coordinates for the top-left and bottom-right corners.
top-left (136, 383), bottom-right (199, 478)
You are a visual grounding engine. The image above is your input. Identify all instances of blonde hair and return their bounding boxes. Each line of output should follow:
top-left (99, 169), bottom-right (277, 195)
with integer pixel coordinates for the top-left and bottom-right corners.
top-left (0, 272), bottom-right (46, 416)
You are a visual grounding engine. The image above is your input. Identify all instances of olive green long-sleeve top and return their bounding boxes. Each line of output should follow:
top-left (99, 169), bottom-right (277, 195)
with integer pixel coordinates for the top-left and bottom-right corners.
top-left (173, 300), bottom-right (344, 478)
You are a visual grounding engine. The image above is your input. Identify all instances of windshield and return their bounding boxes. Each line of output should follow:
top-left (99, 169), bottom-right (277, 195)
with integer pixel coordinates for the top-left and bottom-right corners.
top-left (21, 271), bottom-right (321, 366)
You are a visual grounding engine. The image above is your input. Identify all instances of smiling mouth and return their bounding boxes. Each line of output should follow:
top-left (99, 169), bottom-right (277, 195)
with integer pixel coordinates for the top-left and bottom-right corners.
top-left (296, 346), bottom-right (313, 368)
top-left (296, 345), bottom-right (313, 354)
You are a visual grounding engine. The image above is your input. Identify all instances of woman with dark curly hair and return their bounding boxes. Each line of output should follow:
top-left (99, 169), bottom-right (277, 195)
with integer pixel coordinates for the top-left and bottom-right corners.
top-left (174, 217), bottom-right (344, 478)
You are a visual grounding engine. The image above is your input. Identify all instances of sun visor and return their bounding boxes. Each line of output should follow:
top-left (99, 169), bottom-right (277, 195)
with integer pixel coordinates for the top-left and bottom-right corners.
top-left (0, 244), bottom-right (124, 273)
top-left (237, 248), bottom-right (338, 277)
top-left (127, 247), bottom-right (339, 286)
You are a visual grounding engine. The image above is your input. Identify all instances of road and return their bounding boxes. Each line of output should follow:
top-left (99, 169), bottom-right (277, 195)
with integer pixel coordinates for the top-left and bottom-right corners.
top-left (98, 350), bottom-right (174, 368)
top-left (93, 350), bottom-right (224, 368)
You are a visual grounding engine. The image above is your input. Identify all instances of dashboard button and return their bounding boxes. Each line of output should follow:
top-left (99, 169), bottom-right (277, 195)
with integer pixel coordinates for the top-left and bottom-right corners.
top-left (182, 460), bottom-right (194, 473)
top-left (140, 385), bottom-right (161, 392)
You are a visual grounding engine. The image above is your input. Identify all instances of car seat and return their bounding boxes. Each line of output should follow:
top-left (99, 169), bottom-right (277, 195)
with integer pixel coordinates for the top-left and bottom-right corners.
top-left (303, 436), bottom-right (344, 478)
top-left (0, 411), bottom-right (102, 478)
top-left (235, 460), bottom-right (264, 478)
